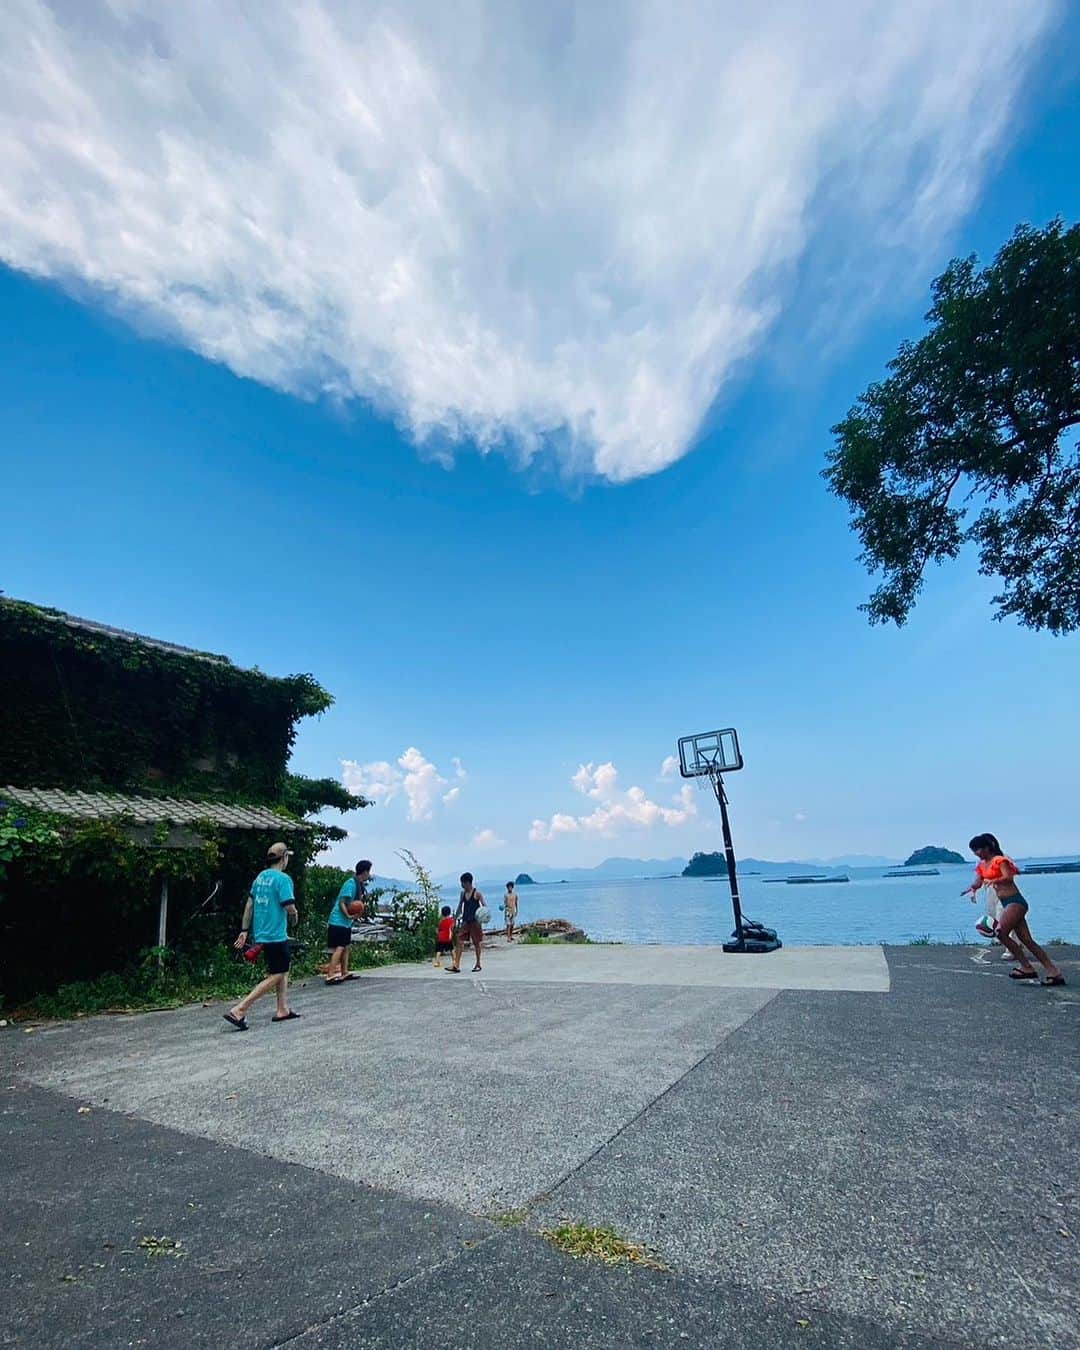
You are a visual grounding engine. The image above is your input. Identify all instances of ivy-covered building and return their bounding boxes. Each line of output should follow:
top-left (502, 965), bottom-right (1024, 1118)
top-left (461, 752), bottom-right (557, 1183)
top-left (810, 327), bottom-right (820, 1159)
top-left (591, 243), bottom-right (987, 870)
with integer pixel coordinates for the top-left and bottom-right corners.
top-left (0, 597), bottom-right (365, 1004)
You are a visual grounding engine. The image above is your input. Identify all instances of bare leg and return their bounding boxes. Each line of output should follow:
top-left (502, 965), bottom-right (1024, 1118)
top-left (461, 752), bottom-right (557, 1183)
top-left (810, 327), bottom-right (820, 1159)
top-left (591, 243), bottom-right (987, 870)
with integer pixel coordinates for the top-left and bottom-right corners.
top-left (275, 973), bottom-right (290, 1018)
top-left (450, 931), bottom-right (464, 972)
top-left (1013, 916), bottom-right (1063, 980)
top-left (231, 973), bottom-right (281, 1019)
top-left (996, 906), bottom-right (1036, 975)
top-left (326, 948), bottom-right (344, 982)
top-left (472, 926), bottom-right (483, 972)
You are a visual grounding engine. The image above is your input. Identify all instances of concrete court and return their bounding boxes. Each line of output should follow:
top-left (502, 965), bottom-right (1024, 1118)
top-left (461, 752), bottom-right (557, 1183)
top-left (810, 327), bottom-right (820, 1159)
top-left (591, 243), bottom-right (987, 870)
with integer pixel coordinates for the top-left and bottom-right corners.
top-left (365, 940), bottom-right (893, 990)
top-left (3, 942), bottom-right (1078, 1349)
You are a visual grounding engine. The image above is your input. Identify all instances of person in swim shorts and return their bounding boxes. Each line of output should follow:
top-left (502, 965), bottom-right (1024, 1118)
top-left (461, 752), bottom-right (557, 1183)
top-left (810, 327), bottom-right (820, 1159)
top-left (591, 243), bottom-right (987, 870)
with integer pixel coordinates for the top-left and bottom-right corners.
top-left (447, 872), bottom-right (484, 974)
top-left (503, 880), bottom-right (519, 940)
top-left (964, 834), bottom-right (1064, 986)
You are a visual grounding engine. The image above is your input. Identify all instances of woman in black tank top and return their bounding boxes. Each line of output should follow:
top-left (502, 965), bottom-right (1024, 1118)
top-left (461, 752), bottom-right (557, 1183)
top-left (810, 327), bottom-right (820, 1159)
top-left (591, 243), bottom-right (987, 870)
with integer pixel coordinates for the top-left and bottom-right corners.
top-left (447, 871), bottom-right (484, 973)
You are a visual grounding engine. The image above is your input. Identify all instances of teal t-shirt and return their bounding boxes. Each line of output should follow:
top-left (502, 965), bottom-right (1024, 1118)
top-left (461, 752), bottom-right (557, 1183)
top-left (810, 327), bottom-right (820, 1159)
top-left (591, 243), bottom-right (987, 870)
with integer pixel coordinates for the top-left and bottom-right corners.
top-left (330, 875), bottom-right (364, 927)
top-left (251, 868), bottom-right (295, 943)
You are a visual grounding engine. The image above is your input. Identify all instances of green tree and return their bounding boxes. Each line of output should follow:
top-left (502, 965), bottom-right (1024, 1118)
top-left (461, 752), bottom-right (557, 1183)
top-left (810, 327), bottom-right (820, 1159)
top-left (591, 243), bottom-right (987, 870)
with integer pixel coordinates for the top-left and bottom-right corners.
top-left (824, 220), bottom-right (1080, 633)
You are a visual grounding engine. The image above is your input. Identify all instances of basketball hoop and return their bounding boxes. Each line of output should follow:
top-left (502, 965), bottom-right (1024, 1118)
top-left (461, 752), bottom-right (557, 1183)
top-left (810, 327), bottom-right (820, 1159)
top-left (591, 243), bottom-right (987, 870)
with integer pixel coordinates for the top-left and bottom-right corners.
top-left (676, 728), bottom-right (781, 954)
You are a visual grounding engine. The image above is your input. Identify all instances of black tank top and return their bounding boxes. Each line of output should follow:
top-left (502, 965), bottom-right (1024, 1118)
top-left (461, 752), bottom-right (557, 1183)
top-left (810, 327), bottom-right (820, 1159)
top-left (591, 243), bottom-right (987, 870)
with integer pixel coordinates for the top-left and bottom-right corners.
top-left (460, 890), bottom-right (481, 923)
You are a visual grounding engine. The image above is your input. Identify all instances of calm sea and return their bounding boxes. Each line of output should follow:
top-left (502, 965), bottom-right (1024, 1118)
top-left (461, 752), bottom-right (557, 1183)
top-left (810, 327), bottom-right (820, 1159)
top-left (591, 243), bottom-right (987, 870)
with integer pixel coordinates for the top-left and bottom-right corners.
top-left (458, 862), bottom-right (1080, 946)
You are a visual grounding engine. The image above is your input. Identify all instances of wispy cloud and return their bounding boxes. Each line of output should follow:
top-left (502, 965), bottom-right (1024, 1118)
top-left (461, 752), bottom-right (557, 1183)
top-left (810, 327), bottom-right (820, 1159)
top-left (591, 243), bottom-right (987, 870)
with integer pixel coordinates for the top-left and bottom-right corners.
top-left (342, 747), bottom-right (463, 822)
top-left (530, 761), bottom-right (697, 841)
top-left (0, 1), bottom-right (1055, 481)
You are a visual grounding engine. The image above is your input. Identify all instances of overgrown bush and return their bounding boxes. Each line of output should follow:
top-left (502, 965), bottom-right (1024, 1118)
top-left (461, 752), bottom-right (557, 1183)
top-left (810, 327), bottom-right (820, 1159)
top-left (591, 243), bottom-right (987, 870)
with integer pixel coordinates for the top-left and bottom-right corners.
top-left (13, 848), bottom-right (446, 1019)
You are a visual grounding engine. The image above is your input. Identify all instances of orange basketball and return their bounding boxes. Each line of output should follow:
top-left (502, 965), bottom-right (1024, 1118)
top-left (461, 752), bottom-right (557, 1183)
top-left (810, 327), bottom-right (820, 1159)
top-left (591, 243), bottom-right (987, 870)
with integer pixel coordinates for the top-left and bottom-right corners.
top-left (346, 899), bottom-right (366, 918)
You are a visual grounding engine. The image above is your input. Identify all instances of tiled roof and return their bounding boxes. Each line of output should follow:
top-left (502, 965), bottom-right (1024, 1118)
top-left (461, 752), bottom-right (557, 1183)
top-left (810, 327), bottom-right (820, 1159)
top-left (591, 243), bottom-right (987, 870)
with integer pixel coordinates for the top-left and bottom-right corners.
top-left (1, 599), bottom-right (232, 667)
top-left (2, 786), bottom-right (311, 832)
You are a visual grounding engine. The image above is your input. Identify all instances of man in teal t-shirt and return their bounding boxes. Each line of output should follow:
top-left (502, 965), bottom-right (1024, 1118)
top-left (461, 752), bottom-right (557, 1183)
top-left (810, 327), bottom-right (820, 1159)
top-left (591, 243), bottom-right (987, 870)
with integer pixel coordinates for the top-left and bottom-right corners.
top-left (224, 842), bottom-right (299, 1030)
top-left (325, 860), bottom-right (372, 985)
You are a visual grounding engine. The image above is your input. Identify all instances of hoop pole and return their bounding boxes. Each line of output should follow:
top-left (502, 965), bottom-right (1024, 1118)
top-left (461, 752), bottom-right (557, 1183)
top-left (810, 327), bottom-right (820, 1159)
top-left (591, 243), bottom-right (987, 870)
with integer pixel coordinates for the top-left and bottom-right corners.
top-left (712, 773), bottom-right (745, 945)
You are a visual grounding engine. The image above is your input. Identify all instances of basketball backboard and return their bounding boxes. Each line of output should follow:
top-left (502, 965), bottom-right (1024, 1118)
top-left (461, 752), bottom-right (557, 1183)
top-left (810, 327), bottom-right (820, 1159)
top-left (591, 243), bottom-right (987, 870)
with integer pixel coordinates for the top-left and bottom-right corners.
top-left (677, 727), bottom-right (742, 777)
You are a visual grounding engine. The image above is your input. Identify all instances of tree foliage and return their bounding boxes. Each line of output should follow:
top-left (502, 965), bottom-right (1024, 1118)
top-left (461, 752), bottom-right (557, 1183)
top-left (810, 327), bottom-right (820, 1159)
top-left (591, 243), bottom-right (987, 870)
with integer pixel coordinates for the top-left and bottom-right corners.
top-left (825, 220), bottom-right (1080, 633)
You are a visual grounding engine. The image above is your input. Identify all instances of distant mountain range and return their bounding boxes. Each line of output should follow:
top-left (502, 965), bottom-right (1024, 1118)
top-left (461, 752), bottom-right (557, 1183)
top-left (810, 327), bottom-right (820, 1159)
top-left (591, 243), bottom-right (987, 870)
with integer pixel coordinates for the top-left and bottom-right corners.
top-left (434, 852), bottom-right (901, 886)
top-left (437, 856), bottom-right (689, 885)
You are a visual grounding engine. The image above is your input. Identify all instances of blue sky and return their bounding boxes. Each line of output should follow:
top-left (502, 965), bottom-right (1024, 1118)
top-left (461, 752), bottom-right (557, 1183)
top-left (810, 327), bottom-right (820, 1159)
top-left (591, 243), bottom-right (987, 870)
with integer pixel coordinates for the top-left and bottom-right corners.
top-left (2, 2), bottom-right (1078, 873)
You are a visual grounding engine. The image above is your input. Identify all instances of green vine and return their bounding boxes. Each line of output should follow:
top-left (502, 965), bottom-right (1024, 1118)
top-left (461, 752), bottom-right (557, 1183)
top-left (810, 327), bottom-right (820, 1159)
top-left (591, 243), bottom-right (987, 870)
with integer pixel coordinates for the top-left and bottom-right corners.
top-left (0, 802), bottom-right (62, 881)
top-left (0, 599), bottom-right (333, 800)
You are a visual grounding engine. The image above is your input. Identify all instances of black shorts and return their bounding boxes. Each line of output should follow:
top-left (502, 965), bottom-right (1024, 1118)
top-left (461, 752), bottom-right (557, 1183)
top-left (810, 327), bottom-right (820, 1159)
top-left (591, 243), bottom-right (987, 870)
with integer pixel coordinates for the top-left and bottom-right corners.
top-left (436, 940), bottom-right (454, 954)
top-left (327, 924), bottom-right (353, 950)
top-left (999, 894), bottom-right (1029, 917)
top-left (262, 941), bottom-right (291, 975)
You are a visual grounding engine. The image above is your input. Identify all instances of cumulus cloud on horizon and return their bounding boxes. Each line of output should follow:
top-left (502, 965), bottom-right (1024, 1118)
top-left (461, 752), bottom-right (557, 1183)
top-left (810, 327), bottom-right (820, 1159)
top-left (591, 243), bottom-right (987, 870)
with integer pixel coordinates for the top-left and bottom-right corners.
top-left (342, 746), bottom-right (463, 822)
top-left (530, 760), bottom-right (697, 841)
top-left (0, 0), bottom-right (1056, 481)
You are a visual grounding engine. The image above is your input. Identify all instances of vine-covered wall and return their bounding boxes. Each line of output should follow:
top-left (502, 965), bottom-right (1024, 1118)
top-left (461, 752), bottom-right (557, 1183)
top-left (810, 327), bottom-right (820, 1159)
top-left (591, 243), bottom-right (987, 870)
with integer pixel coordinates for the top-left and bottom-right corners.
top-left (0, 600), bottom-right (372, 1005)
top-left (0, 600), bottom-right (332, 801)
top-left (0, 806), bottom-right (318, 1006)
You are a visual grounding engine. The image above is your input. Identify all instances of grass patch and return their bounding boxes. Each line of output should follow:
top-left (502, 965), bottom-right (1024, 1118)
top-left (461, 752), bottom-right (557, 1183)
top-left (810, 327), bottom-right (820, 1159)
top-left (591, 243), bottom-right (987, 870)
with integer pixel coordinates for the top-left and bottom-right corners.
top-left (15, 932), bottom-right (416, 1020)
top-left (520, 931), bottom-right (553, 944)
top-left (910, 934), bottom-right (932, 946)
top-left (491, 1207), bottom-right (529, 1229)
top-left (137, 1235), bottom-right (184, 1259)
top-left (539, 1223), bottom-right (666, 1270)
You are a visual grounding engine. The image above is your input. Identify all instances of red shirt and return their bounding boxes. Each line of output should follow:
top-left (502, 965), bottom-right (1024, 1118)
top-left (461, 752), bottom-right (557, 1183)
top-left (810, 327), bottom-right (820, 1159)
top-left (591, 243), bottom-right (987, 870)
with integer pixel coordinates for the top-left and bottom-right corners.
top-left (437, 916), bottom-right (454, 943)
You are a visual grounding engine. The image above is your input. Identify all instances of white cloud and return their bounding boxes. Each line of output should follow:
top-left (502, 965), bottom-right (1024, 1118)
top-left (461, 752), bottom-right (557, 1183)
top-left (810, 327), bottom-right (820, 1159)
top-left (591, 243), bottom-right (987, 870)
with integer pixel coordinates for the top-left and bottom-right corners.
top-left (471, 827), bottom-right (504, 849)
top-left (794, 811), bottom-right (808, 823)
top-left (531, 764), bottom-right (697, 841)
top-left (341, 747), bottom-right (463, 821)
top-left (572, 761), bottom-right (620, 800)
top-left (0, 1), bottom-right (1055, 482)
top-left (660, 755), bottom-right (679, 779)
top-left (342, 759), bottom-right (400, 805)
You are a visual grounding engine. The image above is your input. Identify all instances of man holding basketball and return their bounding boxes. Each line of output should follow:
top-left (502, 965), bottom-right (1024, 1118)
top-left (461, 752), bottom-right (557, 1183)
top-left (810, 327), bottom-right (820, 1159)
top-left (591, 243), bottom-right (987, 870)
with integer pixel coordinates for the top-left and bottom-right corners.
top-left (326, 860), bottom-right (372, 985)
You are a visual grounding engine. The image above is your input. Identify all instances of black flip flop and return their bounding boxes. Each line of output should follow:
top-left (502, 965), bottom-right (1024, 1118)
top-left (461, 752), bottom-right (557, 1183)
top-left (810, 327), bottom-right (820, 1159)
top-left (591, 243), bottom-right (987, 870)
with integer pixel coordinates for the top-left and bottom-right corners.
top-left (445, 967), bottom-right (461, 974)
top-left (342, 973), bottom-right (360, 981)
top-left (272, 1010), bottom-right (301, 1022)
top-left (324, 978), bottom-right (343, 986)
top-left (223, 1013), bottom-right (248, 1031)
top-left (1009, 969), bottom-right (1038, 980)
top-left (1042, 975), bottom-right (1067, 987)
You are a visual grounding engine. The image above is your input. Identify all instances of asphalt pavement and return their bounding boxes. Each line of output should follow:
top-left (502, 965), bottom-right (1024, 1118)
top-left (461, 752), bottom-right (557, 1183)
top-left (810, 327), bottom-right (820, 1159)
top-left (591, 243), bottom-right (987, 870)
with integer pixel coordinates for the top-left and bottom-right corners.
top-left (2, 942), bottom-right (1076, 1348)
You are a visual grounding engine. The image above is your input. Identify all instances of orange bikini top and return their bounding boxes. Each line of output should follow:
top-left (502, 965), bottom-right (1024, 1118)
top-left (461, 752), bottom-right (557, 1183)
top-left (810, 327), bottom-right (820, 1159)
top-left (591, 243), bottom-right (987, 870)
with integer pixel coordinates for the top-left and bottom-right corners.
top-left (976, 855), bottom-right (1016, 881)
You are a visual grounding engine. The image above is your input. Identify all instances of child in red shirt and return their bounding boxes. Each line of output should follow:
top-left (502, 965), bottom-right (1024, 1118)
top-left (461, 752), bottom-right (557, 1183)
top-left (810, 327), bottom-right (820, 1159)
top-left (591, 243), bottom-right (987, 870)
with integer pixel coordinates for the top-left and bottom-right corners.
top-left (434, 906), bottom-right (455, 970)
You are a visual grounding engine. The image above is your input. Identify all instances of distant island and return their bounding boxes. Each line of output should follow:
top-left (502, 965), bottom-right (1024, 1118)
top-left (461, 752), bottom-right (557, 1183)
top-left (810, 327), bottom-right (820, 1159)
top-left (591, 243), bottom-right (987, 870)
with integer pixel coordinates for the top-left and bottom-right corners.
top-left (515, 873), bottom-right (536, 885)
top-left (903, 845), bottom-right (965, 866)
top-left (682, 852), bottom-right (727, 877)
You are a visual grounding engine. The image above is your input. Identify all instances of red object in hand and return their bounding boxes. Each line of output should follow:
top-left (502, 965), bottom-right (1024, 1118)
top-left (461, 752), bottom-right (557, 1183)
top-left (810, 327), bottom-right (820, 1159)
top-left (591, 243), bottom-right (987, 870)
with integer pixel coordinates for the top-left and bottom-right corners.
top-left (346, 900), bottom-right (366, 918)
top-left (243, 943), bottom-right (264, 963)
